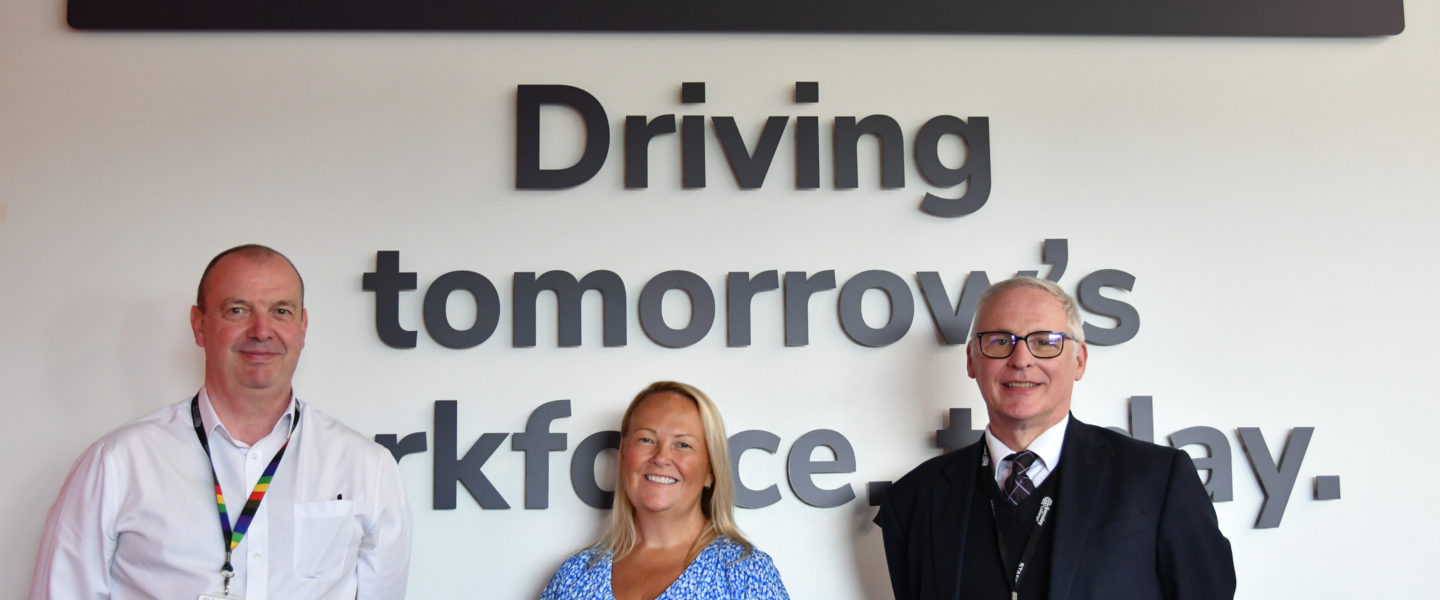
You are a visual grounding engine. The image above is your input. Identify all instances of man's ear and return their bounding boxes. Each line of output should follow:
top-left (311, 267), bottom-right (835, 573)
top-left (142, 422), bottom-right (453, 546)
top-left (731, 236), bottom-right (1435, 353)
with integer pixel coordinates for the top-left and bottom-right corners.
top-left (190, 305), bottom-right (205, 348)
top-left (1073, 342), bottom-right (1088, 381)
top-left (299, 307), bottom-right (308, 349)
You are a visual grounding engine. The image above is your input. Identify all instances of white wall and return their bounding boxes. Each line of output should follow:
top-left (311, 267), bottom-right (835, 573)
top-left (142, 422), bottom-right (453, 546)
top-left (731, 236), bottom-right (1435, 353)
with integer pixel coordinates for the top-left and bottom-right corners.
top-left (3, 2), bottom-right (1438, 597)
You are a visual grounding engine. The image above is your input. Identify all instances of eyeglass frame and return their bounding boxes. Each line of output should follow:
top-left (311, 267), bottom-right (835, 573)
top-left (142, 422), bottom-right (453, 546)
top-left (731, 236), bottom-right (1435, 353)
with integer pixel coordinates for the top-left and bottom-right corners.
top-left (973, 330), bottom-right (1077, 359)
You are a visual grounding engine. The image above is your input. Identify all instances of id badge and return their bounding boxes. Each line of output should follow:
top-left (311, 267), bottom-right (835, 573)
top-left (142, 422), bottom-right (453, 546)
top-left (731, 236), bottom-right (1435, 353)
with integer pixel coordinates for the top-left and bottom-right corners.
top-left (199, 594), bottom-right (244, 600)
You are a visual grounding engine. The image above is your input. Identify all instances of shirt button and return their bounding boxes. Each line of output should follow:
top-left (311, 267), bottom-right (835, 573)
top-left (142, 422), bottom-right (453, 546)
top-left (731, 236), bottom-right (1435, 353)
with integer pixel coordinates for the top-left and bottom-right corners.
top-left (253, 552), bottom-right (263, 560)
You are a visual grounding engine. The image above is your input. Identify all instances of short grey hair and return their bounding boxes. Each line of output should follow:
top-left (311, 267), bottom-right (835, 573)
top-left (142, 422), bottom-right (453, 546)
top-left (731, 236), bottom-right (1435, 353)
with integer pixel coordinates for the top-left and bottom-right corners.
top-left (973, 276), bottom-right (1085, 343)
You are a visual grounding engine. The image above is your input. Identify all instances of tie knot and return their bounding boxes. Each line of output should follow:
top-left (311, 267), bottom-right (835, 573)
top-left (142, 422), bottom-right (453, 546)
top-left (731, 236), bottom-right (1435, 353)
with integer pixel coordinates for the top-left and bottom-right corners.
top-left (1007, 450), bottom-right (1038, 473)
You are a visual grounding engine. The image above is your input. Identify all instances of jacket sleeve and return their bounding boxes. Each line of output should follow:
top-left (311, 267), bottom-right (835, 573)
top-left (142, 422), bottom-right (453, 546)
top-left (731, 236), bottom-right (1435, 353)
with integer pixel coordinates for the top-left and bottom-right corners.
top-left (1156, 450), bottom-right (1236, 600)
top-left (874, 489), bottom-right (917, 600)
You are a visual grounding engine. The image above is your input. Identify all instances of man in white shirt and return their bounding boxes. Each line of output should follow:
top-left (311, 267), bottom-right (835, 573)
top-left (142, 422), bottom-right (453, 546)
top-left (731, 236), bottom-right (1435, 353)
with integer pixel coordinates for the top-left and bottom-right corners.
top-left (30, 244), bottom-right (412, 600)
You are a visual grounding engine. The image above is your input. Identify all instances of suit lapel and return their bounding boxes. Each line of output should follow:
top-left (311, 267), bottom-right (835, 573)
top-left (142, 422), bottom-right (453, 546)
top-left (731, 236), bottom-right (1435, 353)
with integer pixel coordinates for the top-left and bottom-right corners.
top-left (932, 441), bottom-right (982, 600)
top-left (1049, 418), bottom-right (1113, 600)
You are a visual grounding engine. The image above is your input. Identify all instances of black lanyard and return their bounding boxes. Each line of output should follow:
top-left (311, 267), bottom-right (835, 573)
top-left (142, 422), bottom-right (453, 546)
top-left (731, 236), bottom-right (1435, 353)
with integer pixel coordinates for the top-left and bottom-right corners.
top-left (190, 395), bottom-right (300, 596)
top-left (982, 444), bottom-right (1056, 600)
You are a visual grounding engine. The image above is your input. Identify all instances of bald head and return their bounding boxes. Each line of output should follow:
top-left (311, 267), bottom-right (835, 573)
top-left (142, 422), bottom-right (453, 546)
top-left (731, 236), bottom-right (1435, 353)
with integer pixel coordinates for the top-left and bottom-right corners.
top-left (196, 244), bottom-right (304, 311)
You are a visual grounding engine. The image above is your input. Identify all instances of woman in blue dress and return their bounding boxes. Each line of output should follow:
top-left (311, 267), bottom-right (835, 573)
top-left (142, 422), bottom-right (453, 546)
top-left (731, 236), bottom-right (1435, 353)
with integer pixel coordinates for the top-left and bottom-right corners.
top-left (541, 381), bottom-right (790, 600)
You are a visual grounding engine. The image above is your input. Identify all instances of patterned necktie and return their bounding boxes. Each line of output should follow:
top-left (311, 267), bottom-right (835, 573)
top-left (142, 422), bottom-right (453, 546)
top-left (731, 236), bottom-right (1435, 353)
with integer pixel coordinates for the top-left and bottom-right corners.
top-left (1003, 450), bottom-right (1039, 505)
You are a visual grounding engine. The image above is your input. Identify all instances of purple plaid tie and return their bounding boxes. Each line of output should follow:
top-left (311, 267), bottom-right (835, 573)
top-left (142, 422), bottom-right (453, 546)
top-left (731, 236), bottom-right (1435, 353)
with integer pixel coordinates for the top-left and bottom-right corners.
top-left (1003, 450), bottom-right (1039, 505)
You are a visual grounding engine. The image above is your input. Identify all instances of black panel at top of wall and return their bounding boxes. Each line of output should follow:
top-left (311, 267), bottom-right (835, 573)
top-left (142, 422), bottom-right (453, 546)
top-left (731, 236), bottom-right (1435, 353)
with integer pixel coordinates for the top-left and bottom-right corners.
top-left (68, 0), bottom-right (1405, 36)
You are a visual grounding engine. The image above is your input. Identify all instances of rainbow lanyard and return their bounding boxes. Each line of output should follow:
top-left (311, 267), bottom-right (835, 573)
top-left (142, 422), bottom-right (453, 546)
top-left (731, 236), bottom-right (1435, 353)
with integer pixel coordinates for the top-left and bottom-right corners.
top-left (190, 395), bottom-right (300, 596)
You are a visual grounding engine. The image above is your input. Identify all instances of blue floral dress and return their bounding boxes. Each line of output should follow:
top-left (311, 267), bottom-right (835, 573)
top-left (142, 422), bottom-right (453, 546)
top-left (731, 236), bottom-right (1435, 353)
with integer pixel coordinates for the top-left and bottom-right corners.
top-left (540, 535), bottom-right (789, 599)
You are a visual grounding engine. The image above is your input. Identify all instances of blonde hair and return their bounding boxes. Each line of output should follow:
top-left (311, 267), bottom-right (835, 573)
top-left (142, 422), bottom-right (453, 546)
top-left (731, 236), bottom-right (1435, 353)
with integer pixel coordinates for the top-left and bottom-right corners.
top-left (595, 381), bottom-right (753, 561)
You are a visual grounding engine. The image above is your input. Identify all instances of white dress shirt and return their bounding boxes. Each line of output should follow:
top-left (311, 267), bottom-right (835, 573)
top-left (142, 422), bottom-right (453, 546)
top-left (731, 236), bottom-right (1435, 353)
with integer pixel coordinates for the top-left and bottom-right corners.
top-left (30, 389), bottom-right (412, 599)
top-left (984, 416), bottom-right (1069, 489)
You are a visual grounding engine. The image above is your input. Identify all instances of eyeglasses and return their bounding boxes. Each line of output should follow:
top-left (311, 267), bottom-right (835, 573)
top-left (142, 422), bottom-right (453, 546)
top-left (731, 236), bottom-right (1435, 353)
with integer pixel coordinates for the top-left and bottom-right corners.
top-left (974, 331), bottom-right (1075, 359)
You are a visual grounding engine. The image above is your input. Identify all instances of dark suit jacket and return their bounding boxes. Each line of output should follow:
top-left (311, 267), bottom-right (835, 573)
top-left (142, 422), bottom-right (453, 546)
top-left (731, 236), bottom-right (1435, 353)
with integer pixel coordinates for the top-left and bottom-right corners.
top-left (874, 417), bottom-right (1235, 600)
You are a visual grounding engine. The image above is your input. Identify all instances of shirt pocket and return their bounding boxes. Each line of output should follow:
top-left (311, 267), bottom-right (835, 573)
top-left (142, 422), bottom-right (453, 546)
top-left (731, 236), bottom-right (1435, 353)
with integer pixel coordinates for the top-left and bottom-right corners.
top-left (293, 499), bottom-right (358, 581)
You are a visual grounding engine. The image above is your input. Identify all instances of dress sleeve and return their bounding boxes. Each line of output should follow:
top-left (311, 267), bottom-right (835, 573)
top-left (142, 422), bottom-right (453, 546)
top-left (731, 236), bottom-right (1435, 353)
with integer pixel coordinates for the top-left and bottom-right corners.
top-left (30, 440), bottom-right (119, 600)
top-left (732, 550), bottom-right (790, 600)
top-left (539, 550), bottom-right (594, 600)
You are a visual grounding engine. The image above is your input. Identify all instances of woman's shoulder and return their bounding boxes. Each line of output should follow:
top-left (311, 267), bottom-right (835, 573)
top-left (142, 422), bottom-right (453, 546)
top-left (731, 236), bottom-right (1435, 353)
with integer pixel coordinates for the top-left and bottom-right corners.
top-left (542, 546), bottom-right (613, 599)
top-left (705, 535), bottom-right (777, 571)
top-left (702, 536), bottom-right (789, 598)
top-left (557, 546), bottom-right (611, 572)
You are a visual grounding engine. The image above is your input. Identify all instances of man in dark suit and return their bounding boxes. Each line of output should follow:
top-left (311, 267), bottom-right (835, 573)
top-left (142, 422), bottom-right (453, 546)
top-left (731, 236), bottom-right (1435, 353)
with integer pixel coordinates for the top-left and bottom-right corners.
top-left (874, 276), bottom-right (1234, 600)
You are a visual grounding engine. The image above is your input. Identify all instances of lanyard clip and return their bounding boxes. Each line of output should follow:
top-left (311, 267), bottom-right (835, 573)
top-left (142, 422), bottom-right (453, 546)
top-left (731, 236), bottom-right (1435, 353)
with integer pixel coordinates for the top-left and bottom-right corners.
top-left (221, 551), bottom-right (235, 595)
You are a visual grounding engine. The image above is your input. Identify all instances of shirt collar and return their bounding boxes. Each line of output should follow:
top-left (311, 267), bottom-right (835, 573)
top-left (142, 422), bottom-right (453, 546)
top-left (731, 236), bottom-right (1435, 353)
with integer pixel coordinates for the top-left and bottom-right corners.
top-left (197, 387), bottom-right (300, 448)
top-left (984, 414), bottom-right (1070, 471)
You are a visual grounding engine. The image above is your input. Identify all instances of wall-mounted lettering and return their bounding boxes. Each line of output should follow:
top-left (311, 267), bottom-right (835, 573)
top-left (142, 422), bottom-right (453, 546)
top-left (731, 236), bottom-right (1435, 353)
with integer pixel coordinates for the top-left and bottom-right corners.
top-left (362, 240), bottom-right (1140, 349)
top-left (516, 82), bottom-right (992, 219)
top-left (378, 395), bottom-right (1339, 528)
